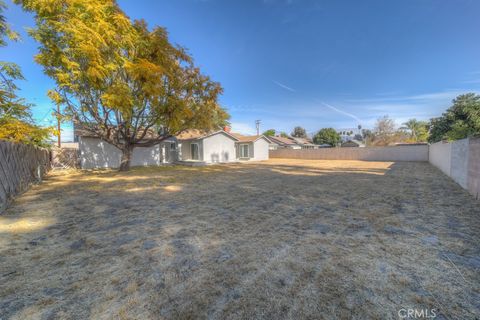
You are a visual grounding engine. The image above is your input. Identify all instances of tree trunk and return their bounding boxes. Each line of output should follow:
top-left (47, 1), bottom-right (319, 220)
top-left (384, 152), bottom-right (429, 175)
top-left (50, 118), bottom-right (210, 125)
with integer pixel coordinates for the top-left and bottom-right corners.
top-left (119, 145), bottom-right (133, 171)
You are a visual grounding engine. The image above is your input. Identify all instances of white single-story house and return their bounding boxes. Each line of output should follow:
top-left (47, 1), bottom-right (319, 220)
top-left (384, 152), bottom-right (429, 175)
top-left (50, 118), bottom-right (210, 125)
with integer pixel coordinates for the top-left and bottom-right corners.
top-left (77, 135), bottom-right (178, 169)
top-left (230, 133), bottom-right (271, 161)
top-left (176, 130), bottom-right (238, 164)
top-left (75, 127), bottom-right (270, 169)
top-left (177, 130), bottom-right (271, 163)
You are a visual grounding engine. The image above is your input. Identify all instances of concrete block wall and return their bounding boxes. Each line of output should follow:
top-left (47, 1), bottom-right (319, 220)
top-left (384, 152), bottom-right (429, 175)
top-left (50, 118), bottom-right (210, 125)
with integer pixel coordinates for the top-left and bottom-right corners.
top-left (450, 139), bottom-right (469, 189)
top-left (467, 138), bottom-right (480, 199)
top-left (270, 145), bottom-right (429, 162)
top-left (429, 137), bottom-right (479, 200)
top-left (269, 139), bottom-right (478, 200)
top-left (428, 141), bottom-right (452, 176)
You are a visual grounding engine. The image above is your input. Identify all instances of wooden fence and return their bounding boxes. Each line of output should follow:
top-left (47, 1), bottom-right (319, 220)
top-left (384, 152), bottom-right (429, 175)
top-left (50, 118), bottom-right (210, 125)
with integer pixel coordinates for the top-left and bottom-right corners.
top-left (0, 140), bottom-right (51, 213)
top-left (51, 147), bottom-right (79, 169)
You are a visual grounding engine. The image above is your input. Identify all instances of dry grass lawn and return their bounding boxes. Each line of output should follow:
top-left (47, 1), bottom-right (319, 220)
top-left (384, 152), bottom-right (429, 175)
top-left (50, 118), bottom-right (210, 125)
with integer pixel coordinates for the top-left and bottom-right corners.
top-left (1, 159), bottom-right (479, 319)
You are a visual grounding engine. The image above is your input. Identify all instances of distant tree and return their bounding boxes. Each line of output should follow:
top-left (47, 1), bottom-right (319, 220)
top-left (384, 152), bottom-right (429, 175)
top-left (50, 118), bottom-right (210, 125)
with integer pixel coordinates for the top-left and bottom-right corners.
top-left (353, 134), bottom-right (363, 141)
top-left (401, 119), bottom-right (429, 142)
top-left (373, 115), bottom-right (396, 146)
top-left (361, 129), bottom-right (374, 146)
top-left (429, 93), bottom-right (480, 143)
top-left (262, 129), bottom-right (276, 136)
top-left (0, 0), bottom-right (52, 146)
top-left (291, 126), bottom-right (307, 138)
top-left (17, 0), bottom-right (229, 170)
top-left (279, 131), bottom-right (289, 138)
top-left (313, 128), bottom-right (341, 146)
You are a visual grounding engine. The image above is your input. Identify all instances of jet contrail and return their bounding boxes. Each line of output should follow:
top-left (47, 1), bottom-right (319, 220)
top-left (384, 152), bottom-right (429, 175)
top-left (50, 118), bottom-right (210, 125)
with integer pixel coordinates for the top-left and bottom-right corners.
top-left (273, 80), bottom-right (296, 92)
top-left (319, 101), bottom-right (362, 124)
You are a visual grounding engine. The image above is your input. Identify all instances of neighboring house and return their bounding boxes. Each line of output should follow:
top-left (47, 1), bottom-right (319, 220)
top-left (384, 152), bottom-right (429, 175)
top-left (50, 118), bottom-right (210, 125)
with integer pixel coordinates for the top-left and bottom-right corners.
top-left (268, 136), bottom-right (302, 149)
top-left (290, 137), bottom-right (317, 149)
top-left (341, 140), bottom-right (365, 148)
top-left (337, 128), bottom-right (361, 142)
top-left (394, 142), bottom-right (428, 146)
top-left (75, 126), bottom-right (270, 169)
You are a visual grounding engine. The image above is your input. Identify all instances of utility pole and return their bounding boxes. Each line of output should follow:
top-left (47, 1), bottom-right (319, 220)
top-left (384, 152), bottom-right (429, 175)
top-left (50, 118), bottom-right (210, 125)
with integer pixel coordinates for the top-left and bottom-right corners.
top-left (56, 104), bottom-right (61, 148)
top-left (255, 119), bottom-right (261, 136)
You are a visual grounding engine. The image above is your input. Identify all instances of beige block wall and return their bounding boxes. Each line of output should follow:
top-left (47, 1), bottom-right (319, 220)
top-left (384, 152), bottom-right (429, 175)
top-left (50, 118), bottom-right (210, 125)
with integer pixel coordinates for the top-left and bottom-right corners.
top-left (270, 145), bottom-right (429, 161)
top-left (450, 138), bottom-right (469, 189)
top-left (428, 137), bottom-right (478, 200)
top-left (467, 137), bottom-right (480, 199)
top-left (429, 141), bottom-right (452, 176)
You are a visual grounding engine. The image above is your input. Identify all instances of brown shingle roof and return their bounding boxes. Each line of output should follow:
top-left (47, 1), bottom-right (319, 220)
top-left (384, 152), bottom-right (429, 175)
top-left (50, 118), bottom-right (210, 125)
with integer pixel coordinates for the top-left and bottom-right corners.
top-left (268, 136), bottom-right (298, 145)
top-left (291, 137), bottom-right (315, 145)
top-left (175, 129), bottom-right (210, 140)
top-left (176, 129), bottom-right (241, 141)
top-left (230, 133), bottom-right (270, 143)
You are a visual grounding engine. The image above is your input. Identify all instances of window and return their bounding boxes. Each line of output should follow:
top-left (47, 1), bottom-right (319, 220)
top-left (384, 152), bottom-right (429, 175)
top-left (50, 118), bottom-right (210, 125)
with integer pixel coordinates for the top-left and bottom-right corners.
top-left (190, 143), bottom-right (199, 160)
top-left (240, 144), bottom-right (249, 158)
top-left (170, 143), bottom-right (176, 151)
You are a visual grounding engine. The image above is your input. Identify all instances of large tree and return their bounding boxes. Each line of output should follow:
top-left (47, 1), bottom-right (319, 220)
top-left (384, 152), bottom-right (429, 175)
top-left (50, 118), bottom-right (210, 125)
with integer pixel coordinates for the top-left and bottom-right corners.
top-left (291, 126), bottom-right (307, 138)
top-left (313, 128), bottom-right (341, 146)
top-left (262, 129), bottom-right (276, 136)
top-left (373, 115), bottom-right (396, 146)
top-left (16, 0), bottom-right (229, 170)
top-left (0, 0), bottom-right (51, 146)
top-left (429, 93), bottom-right (480, 143)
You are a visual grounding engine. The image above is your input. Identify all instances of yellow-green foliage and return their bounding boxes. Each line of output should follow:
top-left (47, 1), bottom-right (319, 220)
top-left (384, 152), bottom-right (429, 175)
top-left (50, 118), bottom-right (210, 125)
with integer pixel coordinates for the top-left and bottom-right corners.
top-left (15, 0), bottom-right (229, 156)
top-left (0, 1), bottom-right (53, 147)
top-left (0, 118), bottom-right (53, 147)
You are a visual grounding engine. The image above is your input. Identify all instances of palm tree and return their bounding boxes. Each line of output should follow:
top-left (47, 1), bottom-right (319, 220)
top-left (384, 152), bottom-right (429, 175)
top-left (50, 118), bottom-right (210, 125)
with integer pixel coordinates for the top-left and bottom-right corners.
top-left (401, 119), bottom-right (429, 142)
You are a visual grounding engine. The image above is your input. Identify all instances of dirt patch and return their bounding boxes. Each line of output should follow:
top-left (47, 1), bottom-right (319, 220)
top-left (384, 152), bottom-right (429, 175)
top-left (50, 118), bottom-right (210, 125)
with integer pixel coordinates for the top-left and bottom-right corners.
top-left (1, 160), bottom-right (479, 319)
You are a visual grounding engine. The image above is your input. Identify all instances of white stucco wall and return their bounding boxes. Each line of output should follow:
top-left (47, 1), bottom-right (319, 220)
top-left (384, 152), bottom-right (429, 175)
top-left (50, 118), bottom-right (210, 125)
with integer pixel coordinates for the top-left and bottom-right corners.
top-left (79, 137), bottom-right (174, 169)
top-left (202, 132), bottom-right (236, 163)
top-left (253, 138), bottom-right (270, 160)
top-left (131, 145), bottom-right (161, 167)
top-left (429, 141), bottom-right (452, 176)
top-left (79, 137), bottom-right (122, 169)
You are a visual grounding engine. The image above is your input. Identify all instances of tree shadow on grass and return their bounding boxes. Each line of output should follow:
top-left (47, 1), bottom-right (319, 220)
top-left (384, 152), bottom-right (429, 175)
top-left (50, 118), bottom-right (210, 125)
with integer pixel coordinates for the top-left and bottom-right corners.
top-left (1, 161), bottom-right (479, 319)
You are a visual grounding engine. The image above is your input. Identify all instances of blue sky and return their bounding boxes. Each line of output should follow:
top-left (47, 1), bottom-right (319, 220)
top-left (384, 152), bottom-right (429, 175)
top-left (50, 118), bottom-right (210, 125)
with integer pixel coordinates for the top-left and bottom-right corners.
top-left (2, 0), bottom-right (480, 140)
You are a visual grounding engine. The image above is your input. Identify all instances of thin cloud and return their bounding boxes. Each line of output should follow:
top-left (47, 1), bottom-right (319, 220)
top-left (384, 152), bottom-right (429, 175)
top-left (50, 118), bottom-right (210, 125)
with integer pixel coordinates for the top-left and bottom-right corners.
top-left (273, 80), bottom-right (296, 92)
top-left (318, 101), bottom-right (362, 124)
top-left (462, 79), bottom-right (480, 84)
top-left (344, 90), bottom-right (469, 104)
